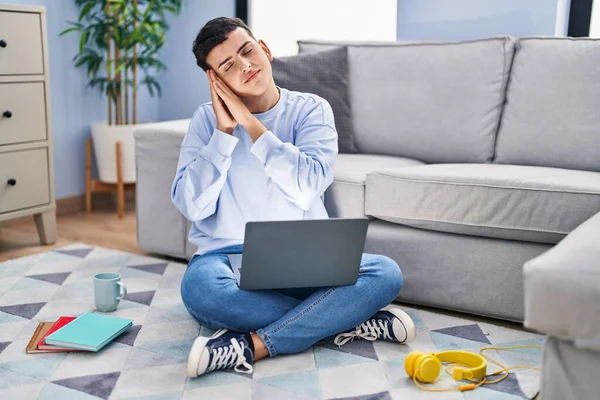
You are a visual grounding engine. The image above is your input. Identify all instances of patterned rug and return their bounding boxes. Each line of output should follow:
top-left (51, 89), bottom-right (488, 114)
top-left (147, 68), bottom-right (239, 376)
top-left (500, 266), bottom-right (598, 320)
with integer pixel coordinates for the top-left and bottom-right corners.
top-left (0, 243), bottom-right (544, 400)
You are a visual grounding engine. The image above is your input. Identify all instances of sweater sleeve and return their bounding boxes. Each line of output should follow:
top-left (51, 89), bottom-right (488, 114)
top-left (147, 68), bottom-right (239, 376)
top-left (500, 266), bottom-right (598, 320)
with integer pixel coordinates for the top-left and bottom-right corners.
top-left (250, 99), bottom-right (338, 210)
top-left (171, 107), bottom-right (239, 221)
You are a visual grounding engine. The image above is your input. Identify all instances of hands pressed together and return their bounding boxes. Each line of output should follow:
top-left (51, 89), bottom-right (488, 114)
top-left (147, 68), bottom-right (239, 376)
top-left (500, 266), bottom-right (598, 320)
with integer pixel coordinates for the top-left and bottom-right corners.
top-left (208, 70), bottom-right (265, 141)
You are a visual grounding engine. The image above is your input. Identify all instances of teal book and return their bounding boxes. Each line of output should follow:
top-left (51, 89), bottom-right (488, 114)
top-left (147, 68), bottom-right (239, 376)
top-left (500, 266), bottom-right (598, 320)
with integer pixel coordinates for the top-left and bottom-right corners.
top-left (44, 312), bottom-right (133, 352)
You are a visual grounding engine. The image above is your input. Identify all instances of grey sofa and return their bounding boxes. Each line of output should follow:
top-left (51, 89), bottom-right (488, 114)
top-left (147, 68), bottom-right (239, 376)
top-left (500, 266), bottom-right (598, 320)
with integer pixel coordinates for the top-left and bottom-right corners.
top-left (136, 35), bottom-right (600, 319)
top-left (135, 35), bottom-right (600, 399)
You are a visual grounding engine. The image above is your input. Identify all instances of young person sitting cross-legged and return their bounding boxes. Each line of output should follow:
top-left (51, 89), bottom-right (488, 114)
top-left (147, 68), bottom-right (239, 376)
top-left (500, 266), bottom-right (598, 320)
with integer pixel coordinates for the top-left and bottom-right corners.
top-left (171, 17), bottom-right (417, 378)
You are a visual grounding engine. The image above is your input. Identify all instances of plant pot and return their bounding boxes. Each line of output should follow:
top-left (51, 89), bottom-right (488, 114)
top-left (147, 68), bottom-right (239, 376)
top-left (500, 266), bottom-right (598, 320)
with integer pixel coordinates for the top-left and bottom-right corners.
top-left (90, 121), bottom-right (151, 183)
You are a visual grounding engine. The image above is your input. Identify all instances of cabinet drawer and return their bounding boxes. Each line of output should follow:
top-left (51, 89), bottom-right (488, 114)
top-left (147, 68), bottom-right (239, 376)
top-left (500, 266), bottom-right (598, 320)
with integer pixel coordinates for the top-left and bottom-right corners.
top-left (0, 82), bottom-right (47, 145)
top-left (0, 148), bottom-right (50, 213)
top-left (0, 11), bottom-right (44, 75)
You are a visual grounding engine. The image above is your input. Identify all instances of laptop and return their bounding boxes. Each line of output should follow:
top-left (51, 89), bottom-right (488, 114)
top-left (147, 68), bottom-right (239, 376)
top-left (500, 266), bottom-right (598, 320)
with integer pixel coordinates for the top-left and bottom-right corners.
top-left (228, 218), bottom-right (369, 290)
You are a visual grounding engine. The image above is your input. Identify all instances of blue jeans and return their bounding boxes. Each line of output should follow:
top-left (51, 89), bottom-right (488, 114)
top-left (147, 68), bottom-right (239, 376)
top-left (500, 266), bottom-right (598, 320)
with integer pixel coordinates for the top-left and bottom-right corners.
top-left (180, 244), bottom-right (403, 357)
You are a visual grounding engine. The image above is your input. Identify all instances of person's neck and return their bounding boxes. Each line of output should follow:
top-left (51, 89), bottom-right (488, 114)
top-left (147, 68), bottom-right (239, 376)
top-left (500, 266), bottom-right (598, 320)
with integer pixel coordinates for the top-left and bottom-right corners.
top-left (242, 83), bottom-right (280, 114)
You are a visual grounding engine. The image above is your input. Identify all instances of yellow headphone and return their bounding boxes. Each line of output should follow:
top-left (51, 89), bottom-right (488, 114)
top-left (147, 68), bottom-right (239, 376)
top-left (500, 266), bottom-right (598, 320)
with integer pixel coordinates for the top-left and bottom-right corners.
top-left (404, 346), bottom-right (543, 393)
top-left (404, 350), bottom-right (487, 392)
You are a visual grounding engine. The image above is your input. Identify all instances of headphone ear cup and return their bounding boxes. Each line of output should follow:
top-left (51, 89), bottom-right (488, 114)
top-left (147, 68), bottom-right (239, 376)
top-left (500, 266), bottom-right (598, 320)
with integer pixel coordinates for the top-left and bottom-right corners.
top-left (415, 354), bottom-right (442, 383)
top-left (404, 351), bottom-right (424, 378)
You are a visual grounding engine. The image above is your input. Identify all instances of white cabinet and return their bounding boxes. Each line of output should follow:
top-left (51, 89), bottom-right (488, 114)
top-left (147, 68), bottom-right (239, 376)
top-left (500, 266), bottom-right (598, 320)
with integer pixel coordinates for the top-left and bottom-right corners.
top-left (0, 4), bottom-right (56, 244)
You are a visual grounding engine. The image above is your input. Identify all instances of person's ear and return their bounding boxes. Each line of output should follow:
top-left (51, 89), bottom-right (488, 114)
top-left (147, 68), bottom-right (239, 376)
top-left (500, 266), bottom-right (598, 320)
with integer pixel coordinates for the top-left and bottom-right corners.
top-left (258, 39), bottom-right (273, 62)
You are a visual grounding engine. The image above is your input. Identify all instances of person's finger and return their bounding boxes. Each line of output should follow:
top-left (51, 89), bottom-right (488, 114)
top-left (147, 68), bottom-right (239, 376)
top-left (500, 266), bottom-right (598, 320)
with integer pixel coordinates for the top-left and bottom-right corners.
top-left (210, 70), bottom-right (219, 84)
top-left (213, 80), bottom-right (230, 101)
top-left (210, 77), bottom-right (225, 104)
top-left (212, 75), bottom-right (221, 89)
top-left (215, 89), bottom-right (232, 109)
top-left (208, 72), bottom-right (216, 94)
top-left (212, 82), bottom-right (225, 100)
top-left (208, 78), bottom-right (215, 96)
top-left (209, 74), bottom-right (228, 113)
top-left (214, 73), bottom-right (223, 85)
top-left (209, 83), bottom-right (220, 106)
top-left (216, 80), bottom-right (236, 102)
top-left (212, 73), bottom-right (232, 93)
top-left (225, 107), bottom-right (235, 120)
top-left (209, 71), bottom-right (219, 88)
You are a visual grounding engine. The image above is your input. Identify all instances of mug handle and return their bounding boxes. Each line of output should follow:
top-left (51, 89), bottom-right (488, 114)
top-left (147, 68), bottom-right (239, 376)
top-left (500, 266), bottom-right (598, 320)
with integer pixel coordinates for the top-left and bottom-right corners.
top-left (116, 281), bottom-right (127, 301)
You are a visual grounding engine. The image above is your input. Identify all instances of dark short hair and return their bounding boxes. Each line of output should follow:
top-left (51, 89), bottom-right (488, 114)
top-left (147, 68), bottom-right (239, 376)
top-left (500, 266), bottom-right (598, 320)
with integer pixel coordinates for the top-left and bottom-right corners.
top-left (192, 17), bottom-right (256, 71)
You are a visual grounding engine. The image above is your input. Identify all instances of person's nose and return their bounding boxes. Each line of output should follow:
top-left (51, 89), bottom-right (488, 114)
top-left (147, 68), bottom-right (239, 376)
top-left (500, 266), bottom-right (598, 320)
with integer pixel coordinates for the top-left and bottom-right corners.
top-left (242, 60), bottom-right (252, 73)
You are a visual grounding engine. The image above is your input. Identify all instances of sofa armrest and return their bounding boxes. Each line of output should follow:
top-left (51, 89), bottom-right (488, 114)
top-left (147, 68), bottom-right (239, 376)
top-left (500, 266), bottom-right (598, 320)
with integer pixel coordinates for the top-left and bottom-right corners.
top-left (524, 211), bottom-right (600, 350)
top-left (134, 119), bottom-right (193, 259)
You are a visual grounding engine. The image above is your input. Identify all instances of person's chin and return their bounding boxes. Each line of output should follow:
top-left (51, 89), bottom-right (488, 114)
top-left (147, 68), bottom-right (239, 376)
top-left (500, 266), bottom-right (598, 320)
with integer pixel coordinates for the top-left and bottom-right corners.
top-left (241, 83), bottom-right (267, 97)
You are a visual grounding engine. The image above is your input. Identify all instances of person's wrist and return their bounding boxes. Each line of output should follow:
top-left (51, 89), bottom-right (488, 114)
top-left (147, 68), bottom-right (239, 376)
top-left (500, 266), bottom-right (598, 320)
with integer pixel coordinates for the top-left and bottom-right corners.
top-left (238, 111), bottom-right (255, 129)
top-left (244, 116), bottom-right (267, 142)
top-left (217, 123), bottom-right (234, 134)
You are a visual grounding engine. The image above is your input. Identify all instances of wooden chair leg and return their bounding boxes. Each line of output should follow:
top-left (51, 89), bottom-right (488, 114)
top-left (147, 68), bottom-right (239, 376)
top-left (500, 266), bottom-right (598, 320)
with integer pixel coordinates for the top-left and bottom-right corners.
top-left (116, 141), bottom-right (125, 219)
top-left (86, 137), bottom-right (93, 214)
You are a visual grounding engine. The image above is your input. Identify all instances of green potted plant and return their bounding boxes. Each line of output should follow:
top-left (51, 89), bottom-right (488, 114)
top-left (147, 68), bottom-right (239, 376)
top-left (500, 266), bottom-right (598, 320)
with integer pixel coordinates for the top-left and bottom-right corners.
top-left (61, 0), bottom-right (182, 183)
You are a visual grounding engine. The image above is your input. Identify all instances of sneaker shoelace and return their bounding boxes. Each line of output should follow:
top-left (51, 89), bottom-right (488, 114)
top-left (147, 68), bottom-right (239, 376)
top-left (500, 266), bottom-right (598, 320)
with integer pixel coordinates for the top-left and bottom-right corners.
top-left (334, 317), bottom-right (393, 346)
top-left (207, 337), bottom-right (253, 374)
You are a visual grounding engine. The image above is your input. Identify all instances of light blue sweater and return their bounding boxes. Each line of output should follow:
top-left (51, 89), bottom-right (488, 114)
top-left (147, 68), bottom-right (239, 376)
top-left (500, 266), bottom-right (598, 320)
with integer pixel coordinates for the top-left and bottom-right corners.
top-left (171, 87), bottom-right (338, 256)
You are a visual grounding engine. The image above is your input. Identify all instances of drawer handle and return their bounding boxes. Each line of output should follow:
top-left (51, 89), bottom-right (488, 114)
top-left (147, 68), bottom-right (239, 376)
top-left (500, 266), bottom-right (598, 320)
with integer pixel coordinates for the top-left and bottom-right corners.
top-left (0, 40), bottom-right (6, 48)
top-left (7, 179), bottom-right (16, 186)
top-left (3, 111), bottom-right (12, 118)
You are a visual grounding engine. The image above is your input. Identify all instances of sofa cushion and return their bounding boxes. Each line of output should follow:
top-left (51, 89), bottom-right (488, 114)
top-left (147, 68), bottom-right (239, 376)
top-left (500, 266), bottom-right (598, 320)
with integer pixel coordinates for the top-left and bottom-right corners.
top-left (524, 211), bottom-right (600, 349)
top-left (298, 37), bottom-right (516, 163)
top-left (495, 37), bottom-right (600, 172)
top-left (271, 47), bottom-right (358, 153)
top-left (325, 154), bottom-right (424, 218)
top-left (365, 164), bottom-right (600, 244)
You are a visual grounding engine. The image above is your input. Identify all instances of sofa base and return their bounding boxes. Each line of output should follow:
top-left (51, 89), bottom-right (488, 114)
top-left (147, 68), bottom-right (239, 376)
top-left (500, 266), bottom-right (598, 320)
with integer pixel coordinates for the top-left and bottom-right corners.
top-left (364, 219), bottom-right (551, 321)
top-left (541, 337), bottom-right (600, 400)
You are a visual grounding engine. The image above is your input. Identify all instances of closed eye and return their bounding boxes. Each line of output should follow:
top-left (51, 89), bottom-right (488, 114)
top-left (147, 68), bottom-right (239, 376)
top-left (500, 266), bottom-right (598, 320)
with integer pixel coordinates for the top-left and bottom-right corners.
top-left (225, 49), bottom-right (253, 71)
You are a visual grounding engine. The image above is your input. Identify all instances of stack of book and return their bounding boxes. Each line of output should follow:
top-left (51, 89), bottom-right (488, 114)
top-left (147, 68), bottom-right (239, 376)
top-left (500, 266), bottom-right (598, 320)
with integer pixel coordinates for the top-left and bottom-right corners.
top-left (26, 312), bottom-right (133, 354)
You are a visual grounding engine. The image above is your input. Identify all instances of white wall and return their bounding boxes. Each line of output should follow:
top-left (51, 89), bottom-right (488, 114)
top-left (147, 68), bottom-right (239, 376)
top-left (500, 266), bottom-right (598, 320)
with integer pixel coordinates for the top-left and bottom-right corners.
top-left (396, 0), bottom-right (571, 40)
top-left (555, 0), bottom-right (572, 36)
top-left (590, 0), bottom-right (600, 37)
top-left (248, 0), bottom-right (397, 56)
